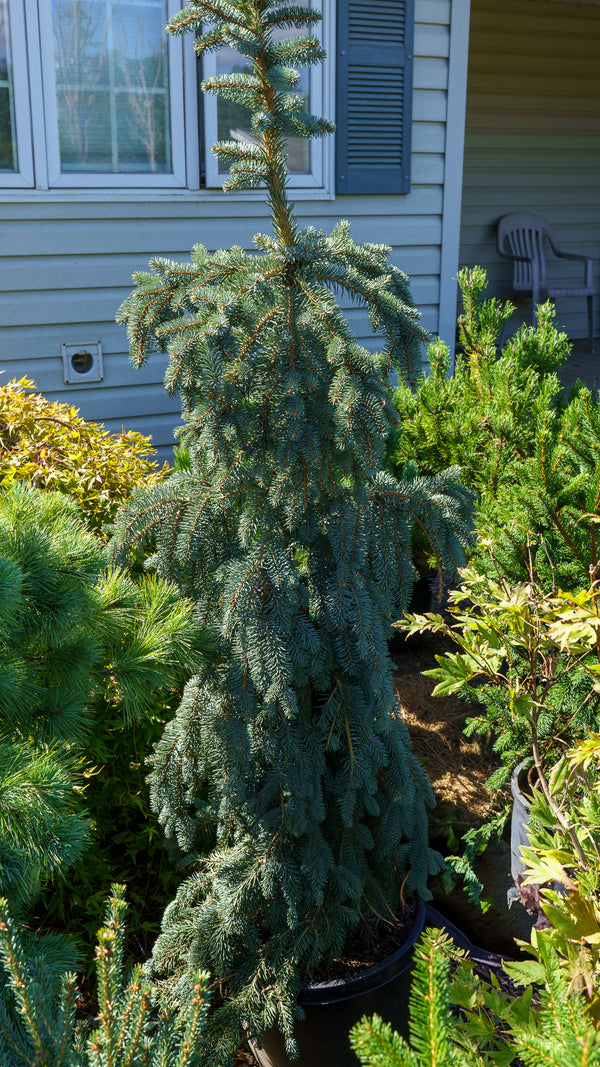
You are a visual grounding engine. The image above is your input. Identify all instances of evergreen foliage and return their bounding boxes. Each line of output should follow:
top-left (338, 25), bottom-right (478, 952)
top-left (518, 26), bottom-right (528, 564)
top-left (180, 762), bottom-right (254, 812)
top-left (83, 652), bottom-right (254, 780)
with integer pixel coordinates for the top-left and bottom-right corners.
top-left (0, 381), bottom-right (201, 952)
top-left (0, 885), bottom-right (209, 1066)
top-left (0, 483), bottom-right (205, 1042)
top-left (388, 266), bottom-right (600, 593)
top-left (480, 385), bottom-right (600, 590)
top-left (387, 266), bottom-right (569, 520)
top-left (350, 927), bottom-right (600, 1067)
top-left (110, 1), bottom-right (473, 1060)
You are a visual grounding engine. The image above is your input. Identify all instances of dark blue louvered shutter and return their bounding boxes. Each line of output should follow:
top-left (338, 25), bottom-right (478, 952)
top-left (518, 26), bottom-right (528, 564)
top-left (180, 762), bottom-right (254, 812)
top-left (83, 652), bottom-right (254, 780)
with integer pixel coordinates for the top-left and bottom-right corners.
top-left (336, 0), bottom-right (415, 195)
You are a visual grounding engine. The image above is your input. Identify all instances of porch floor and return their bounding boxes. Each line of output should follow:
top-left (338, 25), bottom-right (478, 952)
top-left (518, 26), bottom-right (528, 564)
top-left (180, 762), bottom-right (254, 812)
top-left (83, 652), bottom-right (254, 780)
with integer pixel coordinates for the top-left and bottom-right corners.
top-left (558, 339), bottom-right (600, 394)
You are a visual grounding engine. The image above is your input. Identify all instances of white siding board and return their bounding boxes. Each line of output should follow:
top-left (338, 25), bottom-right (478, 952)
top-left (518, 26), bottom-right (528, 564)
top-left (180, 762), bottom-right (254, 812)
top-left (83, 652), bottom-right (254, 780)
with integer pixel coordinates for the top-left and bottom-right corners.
top-left (414, 22), bottom-right (450, 57)
top-left (413, 56), bottom-right (449, 91)
top-left (412, 90), bottom-right (447, 124)
top-left (419, 0), bottom-right (451, 22)
top-left (412, 123), bottom-right (447, 154)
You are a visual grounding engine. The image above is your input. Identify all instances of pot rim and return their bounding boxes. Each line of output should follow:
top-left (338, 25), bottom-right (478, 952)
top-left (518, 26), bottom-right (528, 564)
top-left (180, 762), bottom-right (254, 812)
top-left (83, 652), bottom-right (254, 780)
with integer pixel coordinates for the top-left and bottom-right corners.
top-left (298, 896), bottom-right (426, 1006)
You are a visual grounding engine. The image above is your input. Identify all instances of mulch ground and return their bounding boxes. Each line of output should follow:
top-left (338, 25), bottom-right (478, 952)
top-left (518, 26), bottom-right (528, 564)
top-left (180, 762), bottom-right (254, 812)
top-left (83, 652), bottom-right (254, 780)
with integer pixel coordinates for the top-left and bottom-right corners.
top-left (391, 630), bottom-right (497, 825)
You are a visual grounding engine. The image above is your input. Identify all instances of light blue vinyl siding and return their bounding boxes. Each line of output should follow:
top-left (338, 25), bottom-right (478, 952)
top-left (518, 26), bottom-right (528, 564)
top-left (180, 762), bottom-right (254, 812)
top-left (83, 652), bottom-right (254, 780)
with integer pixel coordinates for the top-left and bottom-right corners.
top-left (0, 0), bottom-right (452, 462)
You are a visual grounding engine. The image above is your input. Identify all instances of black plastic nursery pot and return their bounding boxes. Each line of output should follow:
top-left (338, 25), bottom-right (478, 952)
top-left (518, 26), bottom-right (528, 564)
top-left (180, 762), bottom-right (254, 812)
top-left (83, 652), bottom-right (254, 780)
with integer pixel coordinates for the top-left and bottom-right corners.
top-left (250, 897), bottom-right (426, 1067)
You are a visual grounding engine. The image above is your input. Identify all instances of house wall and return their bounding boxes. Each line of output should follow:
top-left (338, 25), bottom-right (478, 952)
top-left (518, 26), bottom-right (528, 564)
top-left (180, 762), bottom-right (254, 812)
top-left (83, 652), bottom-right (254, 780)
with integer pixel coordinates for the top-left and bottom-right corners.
top-left (0, 0), bottom-right (455, 461)
top-left (459, 0), bottom-right (600, 340)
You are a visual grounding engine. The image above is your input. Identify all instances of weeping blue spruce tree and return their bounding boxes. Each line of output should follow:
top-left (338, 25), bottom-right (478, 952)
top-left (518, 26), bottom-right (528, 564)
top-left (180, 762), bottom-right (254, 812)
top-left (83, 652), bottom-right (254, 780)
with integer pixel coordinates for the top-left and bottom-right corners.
top-left (111, 0), bottom-right (472, 1060)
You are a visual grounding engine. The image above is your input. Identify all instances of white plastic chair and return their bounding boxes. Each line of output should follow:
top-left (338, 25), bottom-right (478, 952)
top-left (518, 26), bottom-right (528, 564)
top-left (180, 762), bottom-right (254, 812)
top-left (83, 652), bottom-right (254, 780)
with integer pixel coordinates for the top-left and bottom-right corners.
top-left (497, 212), bottom-right (595, 352)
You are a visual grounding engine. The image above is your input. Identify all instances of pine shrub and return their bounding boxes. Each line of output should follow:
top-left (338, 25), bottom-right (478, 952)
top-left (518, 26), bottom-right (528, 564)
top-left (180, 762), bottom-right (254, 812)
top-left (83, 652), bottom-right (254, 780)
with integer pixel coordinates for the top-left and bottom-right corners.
top-left (0, 483), bottom-right (206, 1039)
top-left (0, 885), bottom-right (209, 1066)
top-left (0, 377), bottom-right (202, 954)
top-left (387, 266), bottom-right (569, 515)
top-left (388, 267), bottom-right (600, 594)
top-left (479, 385), bottom-right (600, 591)
top-left (350, 927), bottom-right (600, 1067)
top-left (110, 1), bottom-right (473, 1061)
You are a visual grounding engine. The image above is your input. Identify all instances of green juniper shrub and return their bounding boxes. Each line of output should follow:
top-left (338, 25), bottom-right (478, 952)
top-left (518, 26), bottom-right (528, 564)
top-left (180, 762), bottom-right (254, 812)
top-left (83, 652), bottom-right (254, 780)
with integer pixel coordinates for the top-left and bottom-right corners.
top-left (0, 885), bottom-right (210, 1066)
top-left (387, 265), bottom-right (569, 509)
top-left (109, 0), bottom-right (473, 1061)
top-left (0, 376), bottom-right (168, 538)
top-left (0, 483), bottom-right (208, 1032)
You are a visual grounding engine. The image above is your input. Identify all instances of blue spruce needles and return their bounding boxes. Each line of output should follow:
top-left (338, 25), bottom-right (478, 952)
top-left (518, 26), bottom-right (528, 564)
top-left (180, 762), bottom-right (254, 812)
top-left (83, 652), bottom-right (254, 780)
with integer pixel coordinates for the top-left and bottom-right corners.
top-left (111, 1), bottom-right (473, 1061)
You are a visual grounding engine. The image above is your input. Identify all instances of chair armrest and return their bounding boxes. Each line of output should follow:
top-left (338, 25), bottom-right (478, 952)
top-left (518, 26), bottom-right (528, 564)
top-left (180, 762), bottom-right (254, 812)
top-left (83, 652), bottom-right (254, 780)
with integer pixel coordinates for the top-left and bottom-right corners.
top-left (548, 245), bottom-right (593, 287)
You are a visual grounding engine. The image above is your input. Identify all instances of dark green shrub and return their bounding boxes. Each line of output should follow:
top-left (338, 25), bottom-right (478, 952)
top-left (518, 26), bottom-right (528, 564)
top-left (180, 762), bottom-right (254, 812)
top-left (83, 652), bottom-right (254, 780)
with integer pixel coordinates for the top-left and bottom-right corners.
top-left (0, 483), bottom-right (205, 1010)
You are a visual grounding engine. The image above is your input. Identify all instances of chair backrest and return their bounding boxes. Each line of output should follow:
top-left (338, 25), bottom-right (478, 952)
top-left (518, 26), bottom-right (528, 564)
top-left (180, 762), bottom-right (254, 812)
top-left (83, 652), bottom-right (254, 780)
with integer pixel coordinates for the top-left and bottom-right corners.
top-left (497, 213), bottom-right (553, 292)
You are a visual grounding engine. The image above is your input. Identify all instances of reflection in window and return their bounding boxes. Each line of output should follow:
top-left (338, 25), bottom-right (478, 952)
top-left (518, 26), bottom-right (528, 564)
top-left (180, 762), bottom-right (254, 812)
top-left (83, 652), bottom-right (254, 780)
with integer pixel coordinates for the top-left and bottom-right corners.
top-left (0, 0), bottom-right (17, 171)
top-left (51, 0), bottom-right (171, 173)
top-left (216, 0), bottom-right (311, 175)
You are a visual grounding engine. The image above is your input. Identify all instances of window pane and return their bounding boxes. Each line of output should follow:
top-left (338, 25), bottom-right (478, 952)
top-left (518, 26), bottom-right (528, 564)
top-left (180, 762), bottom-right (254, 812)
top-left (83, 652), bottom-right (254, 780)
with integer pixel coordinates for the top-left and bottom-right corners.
top-left (0, 0), bottom-right (17, 171)
top-left (216, 0), bottom-right (311, 175)
top-left (51, 0), bottom-right (171, 173)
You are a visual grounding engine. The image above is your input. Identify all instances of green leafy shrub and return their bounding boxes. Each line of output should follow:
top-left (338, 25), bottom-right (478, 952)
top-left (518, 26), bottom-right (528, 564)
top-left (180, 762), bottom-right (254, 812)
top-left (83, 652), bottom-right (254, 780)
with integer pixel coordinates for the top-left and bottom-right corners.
top-left (399, 568), bottom-right (600, 894)
top-left (0, 377), bottom-right (168, 537)
top-left (518, 734), bottom-right (600, 1020)
top-left (109, 1), bottom-right (473, 1061)
top-left (0, 885), bottom-right (209, 1066)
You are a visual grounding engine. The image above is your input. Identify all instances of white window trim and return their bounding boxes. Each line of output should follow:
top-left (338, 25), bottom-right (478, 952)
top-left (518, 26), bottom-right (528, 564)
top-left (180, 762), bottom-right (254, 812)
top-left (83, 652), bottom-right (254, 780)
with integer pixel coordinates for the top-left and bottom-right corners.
top-left (37, 0), bottom-right (188, 190)
top-left (202, 0), bottom-right (326, 191)
top-left (2, 0), bottom-right (34, 187)
top-left (1, 0), bottom-right (335, 198)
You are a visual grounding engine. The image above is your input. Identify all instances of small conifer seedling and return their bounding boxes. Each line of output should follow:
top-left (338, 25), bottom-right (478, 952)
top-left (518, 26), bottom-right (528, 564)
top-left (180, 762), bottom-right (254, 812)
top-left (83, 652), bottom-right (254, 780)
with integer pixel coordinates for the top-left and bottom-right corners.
top-left (111, 1), bottom-right (473, 1061)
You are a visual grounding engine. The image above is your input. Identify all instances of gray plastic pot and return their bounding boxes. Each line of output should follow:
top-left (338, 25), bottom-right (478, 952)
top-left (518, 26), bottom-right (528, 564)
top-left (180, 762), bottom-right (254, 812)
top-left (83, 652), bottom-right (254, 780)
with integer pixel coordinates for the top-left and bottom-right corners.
top-left (250, 897), bottom-right (426, 1067)
top-left (510, 760), bottom-right (533, 885)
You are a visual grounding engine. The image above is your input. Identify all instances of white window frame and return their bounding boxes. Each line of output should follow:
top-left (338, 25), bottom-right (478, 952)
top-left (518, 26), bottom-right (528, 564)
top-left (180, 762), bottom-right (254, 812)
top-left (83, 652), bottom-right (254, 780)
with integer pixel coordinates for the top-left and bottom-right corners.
top-left (38, 0), bottom-right (188, 189)
top-left (202, 0), bottom-right (326, 191)
top-left (1, 0), bottom-right (335, 197)
top-left (1, 0), bottom-right (34, 187)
